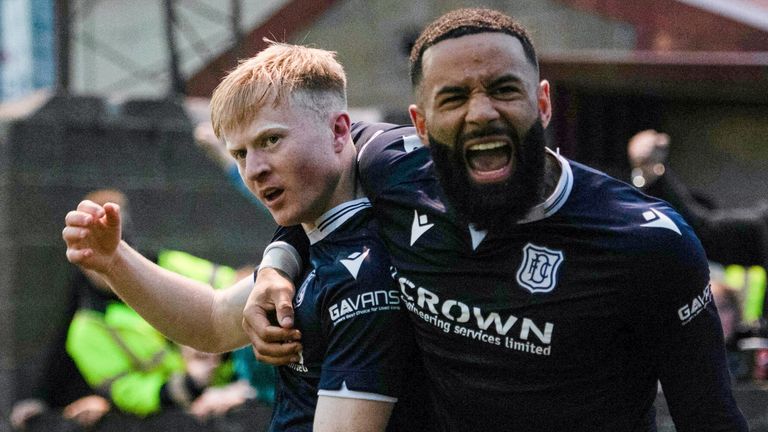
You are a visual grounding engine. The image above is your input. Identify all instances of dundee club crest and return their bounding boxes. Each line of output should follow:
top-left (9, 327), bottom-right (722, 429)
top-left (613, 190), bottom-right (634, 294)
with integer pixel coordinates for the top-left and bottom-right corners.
top-left (515, 243), bottom-right (564, 294)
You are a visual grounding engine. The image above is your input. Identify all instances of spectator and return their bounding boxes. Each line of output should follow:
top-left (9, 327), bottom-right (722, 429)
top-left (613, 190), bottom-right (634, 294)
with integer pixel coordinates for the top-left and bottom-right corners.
top-left (9, 284), bottom-right (102, 430)
top-left (628, 129), bottom-right (768, 270)
top-left (156, 257), bottom-right (276, 407)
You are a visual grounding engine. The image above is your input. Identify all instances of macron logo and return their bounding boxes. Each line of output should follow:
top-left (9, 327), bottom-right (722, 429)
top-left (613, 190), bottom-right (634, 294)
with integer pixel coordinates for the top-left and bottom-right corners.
top-left (641, 208), bottom-right (681, 235)
top-left (468, 224), bottom-right (488, 251)
top-left (411, 210), bottom-right (434, 246)
top-left (340, 249), bottom-right (370, 280)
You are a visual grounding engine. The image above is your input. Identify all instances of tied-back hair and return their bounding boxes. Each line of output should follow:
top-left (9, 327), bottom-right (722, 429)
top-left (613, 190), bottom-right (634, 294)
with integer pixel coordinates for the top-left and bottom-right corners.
top-left (409, 8), bottom-right (538, 88)
top-left (210, 40), bottom-right (348, 138)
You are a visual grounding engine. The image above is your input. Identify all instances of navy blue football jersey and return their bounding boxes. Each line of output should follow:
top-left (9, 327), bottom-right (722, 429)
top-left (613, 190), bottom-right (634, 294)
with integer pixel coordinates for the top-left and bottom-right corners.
top-left (268, 199), bottom-right (428, 431)
top-left (347, 122), bottom-right (746, 431)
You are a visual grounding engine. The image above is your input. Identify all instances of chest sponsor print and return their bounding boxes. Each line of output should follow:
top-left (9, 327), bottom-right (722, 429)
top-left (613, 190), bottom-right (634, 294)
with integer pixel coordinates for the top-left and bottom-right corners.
top-left (392, 268), bottom-right (555, 357)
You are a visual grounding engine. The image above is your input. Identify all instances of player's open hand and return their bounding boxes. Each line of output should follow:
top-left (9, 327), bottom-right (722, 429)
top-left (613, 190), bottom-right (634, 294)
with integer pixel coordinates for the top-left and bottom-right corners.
top-left (242, 267), bottom-right (302, 365)
top-left (62, 200), bottom-right (122, 273)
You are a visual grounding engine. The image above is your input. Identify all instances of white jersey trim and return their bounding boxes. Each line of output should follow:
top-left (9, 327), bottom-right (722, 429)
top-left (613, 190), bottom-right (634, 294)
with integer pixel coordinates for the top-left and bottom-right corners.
top-left (317, 381), bottom-right (397, 403)
top-left (356, 129), bottom-right (385, 162)
top-left (305, 198), bottom-right (372, 245)
top-left (518, 147), bottom-right (574, 224)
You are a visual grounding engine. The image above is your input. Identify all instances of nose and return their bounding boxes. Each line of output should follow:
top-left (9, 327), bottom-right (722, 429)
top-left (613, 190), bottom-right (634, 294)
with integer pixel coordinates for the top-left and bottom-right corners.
top-left (465, 93), bottom-right (500, 126)
top-left (244, 150), bottom-right (271, 183)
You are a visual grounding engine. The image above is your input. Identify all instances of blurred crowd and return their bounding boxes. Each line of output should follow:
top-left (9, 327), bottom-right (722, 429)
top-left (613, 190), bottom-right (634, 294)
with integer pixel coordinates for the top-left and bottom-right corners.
top-left (9, 186), bottom-right (275, 432)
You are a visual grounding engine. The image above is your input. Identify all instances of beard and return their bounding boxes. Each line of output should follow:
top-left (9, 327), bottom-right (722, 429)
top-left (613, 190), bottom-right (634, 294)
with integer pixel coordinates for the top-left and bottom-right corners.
top-left (428, 119), bottom-right (546, 231)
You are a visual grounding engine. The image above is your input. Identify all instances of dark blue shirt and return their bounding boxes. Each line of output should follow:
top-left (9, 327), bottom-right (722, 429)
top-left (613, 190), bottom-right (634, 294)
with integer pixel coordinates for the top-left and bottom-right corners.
top-left (349, 122), bottom-right (746, 431)
top-left (268, 199), bottom-right (426, 431)
top-left (274, 122), bottom-right (746, 431)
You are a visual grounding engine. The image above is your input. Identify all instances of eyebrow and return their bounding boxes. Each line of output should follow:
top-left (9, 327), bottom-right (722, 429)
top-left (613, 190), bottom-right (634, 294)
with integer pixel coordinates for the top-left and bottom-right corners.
top-left (435, 73), bottom-right (525, 98)
top-left (248, 124), bottom-right (290, 145)
top-left (435, 85), bottom-right (467, 98)
top-left (486, 74), bottom-right (523, 88)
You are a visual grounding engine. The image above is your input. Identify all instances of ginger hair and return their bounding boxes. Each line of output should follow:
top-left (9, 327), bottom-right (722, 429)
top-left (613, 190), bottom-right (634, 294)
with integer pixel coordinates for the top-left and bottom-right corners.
top-left (210, 40), bottom-right (347, 139)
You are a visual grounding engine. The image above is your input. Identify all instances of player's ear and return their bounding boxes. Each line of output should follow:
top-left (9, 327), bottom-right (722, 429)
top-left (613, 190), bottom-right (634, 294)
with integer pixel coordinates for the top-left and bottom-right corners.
top-left (537, 80), bottom-right (552, 128)
top-left (408, 104), bottom-right (429, 147)
top-left (331, 111), bottom-right (351, 153)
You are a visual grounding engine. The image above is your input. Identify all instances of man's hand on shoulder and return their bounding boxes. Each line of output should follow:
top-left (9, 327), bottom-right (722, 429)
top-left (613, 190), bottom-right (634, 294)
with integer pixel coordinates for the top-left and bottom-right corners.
top-left (242, 267), bottom-right (303, 365)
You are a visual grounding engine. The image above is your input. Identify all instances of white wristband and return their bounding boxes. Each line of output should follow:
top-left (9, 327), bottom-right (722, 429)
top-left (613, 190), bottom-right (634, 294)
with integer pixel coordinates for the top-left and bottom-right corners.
top-left (259, 241), bottom-right (302, 281)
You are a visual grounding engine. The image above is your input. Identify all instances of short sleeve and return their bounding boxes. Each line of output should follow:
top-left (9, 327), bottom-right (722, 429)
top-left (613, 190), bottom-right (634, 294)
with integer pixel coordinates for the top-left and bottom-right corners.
top-left (352, 122), bottom-right (428, 202)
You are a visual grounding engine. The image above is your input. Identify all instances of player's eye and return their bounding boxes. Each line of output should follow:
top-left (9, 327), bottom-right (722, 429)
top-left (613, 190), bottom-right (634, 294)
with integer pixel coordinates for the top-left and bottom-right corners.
top-left (439, 94), bottom-right (466, 108)
top-left (492, 85), bottom-right (519, 99)
top-left (231, 149), bottom-right (246, 160)
top-left (265, 135), bottom-right (280, 147)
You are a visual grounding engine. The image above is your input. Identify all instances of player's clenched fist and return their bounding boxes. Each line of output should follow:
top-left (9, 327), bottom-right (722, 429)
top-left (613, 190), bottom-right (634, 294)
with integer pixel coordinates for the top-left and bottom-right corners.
top-left (62, 200), bottom-right (123, 273)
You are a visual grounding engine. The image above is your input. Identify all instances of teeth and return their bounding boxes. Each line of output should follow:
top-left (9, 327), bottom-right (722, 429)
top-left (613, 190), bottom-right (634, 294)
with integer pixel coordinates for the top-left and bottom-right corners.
top-left (468, 142), bottom-right (506, 151)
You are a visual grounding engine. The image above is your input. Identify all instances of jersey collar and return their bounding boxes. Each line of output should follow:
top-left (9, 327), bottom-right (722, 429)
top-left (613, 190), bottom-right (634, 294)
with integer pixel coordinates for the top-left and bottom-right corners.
top-left (305, 198), bottom-right (372, 245)
top-left (517, 147), bottom-right (573, 224)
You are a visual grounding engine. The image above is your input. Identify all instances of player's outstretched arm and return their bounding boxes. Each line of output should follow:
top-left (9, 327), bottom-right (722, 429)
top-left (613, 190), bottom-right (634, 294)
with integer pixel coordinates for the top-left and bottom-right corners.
top-left (62, 200), bottom-right (250, 353)
top-left (242, 267), bottom-right (302, 365)
top-left (314, 397), bottom-right (393, 432)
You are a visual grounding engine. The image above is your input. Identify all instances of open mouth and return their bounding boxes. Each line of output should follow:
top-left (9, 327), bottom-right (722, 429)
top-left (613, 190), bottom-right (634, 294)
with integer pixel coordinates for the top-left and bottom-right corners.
top-left (262, 188), bottom-right (284, 205)
top-left (465, 141), bottom-right (512, 182)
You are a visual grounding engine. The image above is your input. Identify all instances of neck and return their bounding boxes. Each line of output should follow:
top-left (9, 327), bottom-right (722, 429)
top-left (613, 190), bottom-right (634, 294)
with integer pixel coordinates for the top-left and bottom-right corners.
top-left (539, 150), bottom-right (561, 204)
top-left (301, 141), bottom-right (357, 232)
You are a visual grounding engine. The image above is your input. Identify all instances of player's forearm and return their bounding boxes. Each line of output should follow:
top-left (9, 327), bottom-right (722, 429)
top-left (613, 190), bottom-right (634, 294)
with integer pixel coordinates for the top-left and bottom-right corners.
top-left (209, 277), bottom-right (253, 351)
top-left (100, 241), bottom-right (246, 352)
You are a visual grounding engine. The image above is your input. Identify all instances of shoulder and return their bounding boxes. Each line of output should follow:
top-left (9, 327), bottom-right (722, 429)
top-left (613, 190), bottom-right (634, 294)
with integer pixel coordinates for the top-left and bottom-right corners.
top-left (314, 224), bottom-right (394, 293)
top-left (351, 122), bottom-right (431, 199)
top-left (590, 165), bottom-right (710, 306)
top-left (351, 121), bottom-right (418, 156)
top-left (565, 160), bottom-right (708, 279)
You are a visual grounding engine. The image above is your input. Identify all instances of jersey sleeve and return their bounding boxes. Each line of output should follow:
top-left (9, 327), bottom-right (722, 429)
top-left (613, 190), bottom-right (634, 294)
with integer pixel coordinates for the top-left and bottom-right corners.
top-left (316, 241), bottom-right (413, 399)
top-left (351, 122), bottom-right (427, 202)
top-left (631, 205), bottom-right (747, 431)
top-left (269, 225), bottom-right (311, 279)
